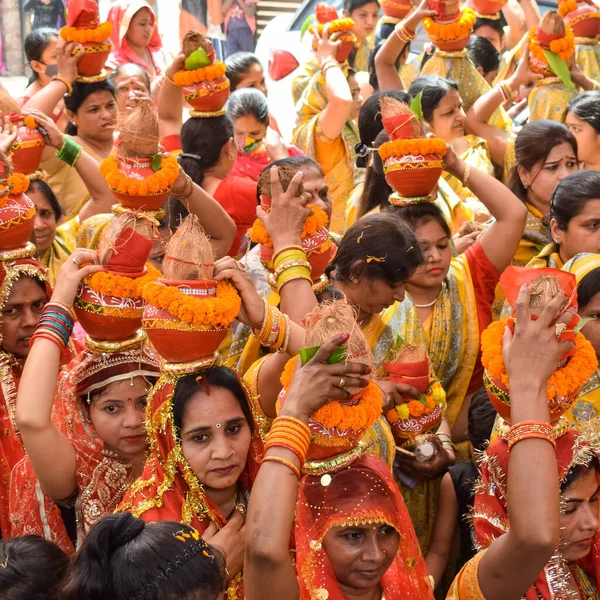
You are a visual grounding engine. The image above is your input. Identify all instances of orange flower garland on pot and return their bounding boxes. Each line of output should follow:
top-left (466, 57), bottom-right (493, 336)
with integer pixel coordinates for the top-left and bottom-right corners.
top-left (143, 215), bottom-right (241, 363)
top-left (481, 267), bottom-right (598, 422)
top-left (60, 0), bottom-right (112, 81)
top-left (423, 0), bottom-right (475, 51)
top-left (528, 12), bottom-right (575, 81)
top-left (558, 0), bottom-right (600, 38)
top-left (377, 96), bottom-right (447, 205)
top-left (0, 171), bottom-right (35, 251)
top-left (306, 4), bottom-right (357, 63)
top-left (173, 31), bottom-right (230, 116)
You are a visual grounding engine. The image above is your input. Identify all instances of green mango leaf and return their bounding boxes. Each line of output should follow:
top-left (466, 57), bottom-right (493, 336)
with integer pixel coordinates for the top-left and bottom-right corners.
top-left (185, 48), bottom-right (210, 71)
top-left (543, 50), bottom-right (573, 89)
top-left (575, 317), bottom-right (595, 334)
top-left (300, 345), bottom-right (347, 366)
top-left (410, 91), bottom-right (423, 123)
top-left (151, 153), bottom-right (163, 172)
top-left (300, 15), bottom-right (316, 41)
top-left (417, 393), bottom-right (428, 406)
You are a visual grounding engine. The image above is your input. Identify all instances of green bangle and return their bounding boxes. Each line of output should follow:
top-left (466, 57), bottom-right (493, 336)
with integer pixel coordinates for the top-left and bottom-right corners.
top-left (56, 137), bottom-right (82, 167)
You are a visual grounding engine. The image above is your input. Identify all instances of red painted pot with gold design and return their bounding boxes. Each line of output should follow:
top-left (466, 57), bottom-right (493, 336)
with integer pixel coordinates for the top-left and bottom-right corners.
top-left (389, 403), bottom-right (444, 445)
top-left (472, 0), bottom-right (507, 16)
top-left (183, 76), bottom-right (231, 113)
top-left (74, 282), bottom-right (145, 341)
top-left (384, 361), bottom-right (430, 394)
top-left (143, 279), bottom-right (228, 363)
top-left (381, 0), bottom-right (413, 19)
top-left (76, 40), bottom-right (112, 78)
top-left (0, 192), bottom-right (35, 251)
top-left (383, 153), bottom-right (443, 198)
top-left (431, 30), bottom-right (471, 51)
top-left (312, 31), bottom-right (356, 63)
top-left (9, 115), bottom-right (45, 176)
top-left (111, 155), bottom-right (171, 211)
top-left (566, 4), bottom-right (600, 39)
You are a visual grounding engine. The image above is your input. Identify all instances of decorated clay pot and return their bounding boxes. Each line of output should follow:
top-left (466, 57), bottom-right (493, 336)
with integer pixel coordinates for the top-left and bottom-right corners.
top-left (472, 0), bottom-right (507, 15)
top-left (9, 115), bottom-right (45, 176)
top-left (389, 403), bottom-right (444, 446)
top-left (143, 279), bottom-right (228, 363)
top-left (183, 76), bottom-right (231, 113)
top-left (0, 192), bottom-right (35, 251)
top-left (384, 153), bottom-right (443, 198)
top-left (76, 40), bottom-right (112, 79)
top-left (111, 155), bottom-right (171, 211)
top-left (566, 4), bottom-right (600, 38)
top-left (312, 31), bottom-right (356, 63)
top-left (432, 31), bottom-right (471, 51)
top-left (74, 281), bottom-right (145, 341)
top-left (381, 0), bottom-right (413, 19)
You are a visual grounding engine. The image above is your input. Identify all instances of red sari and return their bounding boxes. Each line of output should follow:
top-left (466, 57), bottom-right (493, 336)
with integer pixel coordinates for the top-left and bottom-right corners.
top-left (230, 141), bottom-right (304, 182)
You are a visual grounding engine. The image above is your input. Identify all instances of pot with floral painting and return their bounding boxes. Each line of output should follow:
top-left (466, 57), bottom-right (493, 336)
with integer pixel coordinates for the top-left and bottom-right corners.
top-left (0, 172), bottom-right (35, 251)
top-left (482, 267), bottom-right (597, 422)
top-left (558, 0), bottom-right (600, 40)
top-left (142, 216), bottom-right (241, 364)
top-left (278, 301), bottom-right (383, 462)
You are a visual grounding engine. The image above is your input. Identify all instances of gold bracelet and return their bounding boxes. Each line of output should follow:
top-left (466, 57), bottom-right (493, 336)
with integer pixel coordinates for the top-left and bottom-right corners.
top-left (52, 75), bottom-right (73, 97)
top-left (252, 298), bottom-right (270, 339)
top-left (277, 313), bottom-right (292, 354)
top-left (273, 250), bottom-right (308, 273)
top-left (273, 259), bottom-right (312, 280)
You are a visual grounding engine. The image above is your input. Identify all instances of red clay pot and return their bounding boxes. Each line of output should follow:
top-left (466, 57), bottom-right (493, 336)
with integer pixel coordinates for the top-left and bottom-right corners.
top-left (143, 279), bottom-right (228, 363)
top-left (0, 192), bottom-right (35, 251)
top-left (74, 281), bottom-right (145, 341)
top-left (384, 153), bottom-right (443, 197)
top-left (389, 403), bottom-right (443, 445)
top-left (384, 361), bottom-right (431, 394)
top-left (472, 0), bottom-right (506, 15)
top-left (566, 4), bottom-right (600, 38)
top-left (433, 33), bottom-right (471, 51)
top-left (312, 32), bottom-right (356, 63)
top-left (77, 41), bottom-right (112, 78)
top-left (183, 76), bottom-right (231, 112)
top-left (8, 115), bottom-right (45, 176)
top-left (381, 0), bottom-right (413, 19)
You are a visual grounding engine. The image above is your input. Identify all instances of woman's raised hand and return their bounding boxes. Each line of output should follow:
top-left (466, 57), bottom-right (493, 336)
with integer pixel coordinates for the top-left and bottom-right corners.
top-left (56, 38), bottom-right (85, 84)
top-left (314, 27), bottom-right (342, 65)
top-left (51, 248), bottom-right (103, 308)
top-left (23, 109), bottom-right (64, 149)
top-left (0, 116), bottom-right (17, 158)
top-left (402, 0), bottom-right (437, 32)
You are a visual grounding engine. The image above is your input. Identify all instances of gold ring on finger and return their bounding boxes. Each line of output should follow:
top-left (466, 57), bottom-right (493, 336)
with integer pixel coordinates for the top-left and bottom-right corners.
top-left (555, 322), bottom-right (567, 337)
top-left (338, 377), bottom-right (345, 388)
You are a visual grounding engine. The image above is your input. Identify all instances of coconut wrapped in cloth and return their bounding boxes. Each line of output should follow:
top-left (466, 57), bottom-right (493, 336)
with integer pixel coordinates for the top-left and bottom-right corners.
top-left (100, 101), bottom-right (179, 212)
top-left (142, 215), bottom-right (241, 365)
top-left (172, 31), bottom-right (230, 116)
top-left (558, 0), bottom-right (600, 39)
top-left (248, 165), bottom-right (336, 293)
top-left (60, 0), bottom-right (112, 81)
top-left (528, 11), bottom-right (575, 80)
top-left (383, 344), bottom-right (447, 447)
top-left (304, 3), bottom-right (356, 63)
top-left (377, 97), bottom-right (448, 205)
top-left (423, 0), bottom-right (476, 51)
top-left (74, 212), bottom-right (160, 343)
top-left (482, 266), bottom-right (598, 422)
top-left (278, 300), bottom-right (383, 462)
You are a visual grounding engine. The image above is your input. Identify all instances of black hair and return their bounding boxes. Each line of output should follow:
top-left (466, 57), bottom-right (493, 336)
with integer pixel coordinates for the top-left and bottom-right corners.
top-left (392, 201), bottom-right (452, 239)
top-left (61, 513), bottom-right (225, 600)
top-left (327, 212), bottom-right (424, 285)
top-left (225, 52), bottom-right (263, 91)
top-left (357, 90), bottom-right (411, 167)
top-left (467, 36), bottom-right (500, 78)
top-left (27, 179), bottom-right (61, 222)
top-left (358, 129), bottom-right (392, 216)
top-left (373, 20), bottom-right (395, 48)
top-left (179, 113), bottom-right (235, 187)
top-left (24, 27), bottom-right (58, 84)
top-left (344, 0), bottom-right (380, 11)
top-left (227, 87), bottom-right (269, 126)
top-left (172, 367), bottom-right (254, 439)
top-left (109, 62), bottom-right (151, 93)
top-left (561, 455), bottom-right (600, 493)
top-left (473, 17), bottom-right (505, 39)
top-left (551, 170), bottom-right (600, 231)
top-left (576, 266), bottom-right (600, 311)
top-left (0, 535), bottom-right (69, 600)
top-left (64, 80), bottom-right (116, 136)
top-left (567, 91), bottom-right (600, 134)
top-left (508, 120), bottom-right (578, 202)
top-left (407, 75), bottom-right (459, 122)
top-left (466, 388), bottom-right (497, 452)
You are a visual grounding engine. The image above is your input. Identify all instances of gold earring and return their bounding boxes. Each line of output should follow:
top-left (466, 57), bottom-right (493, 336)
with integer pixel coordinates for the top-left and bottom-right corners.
top-left (228, 153), bottom-right (235, 160)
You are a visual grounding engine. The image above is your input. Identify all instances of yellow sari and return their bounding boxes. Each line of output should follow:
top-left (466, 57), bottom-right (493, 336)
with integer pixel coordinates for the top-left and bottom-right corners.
top-left (514, 203), bottom-right (551, 267)
top-left (353, 39), bottom-right (372, 72)
top-left (76, 213), bottom-right (114, 250)
top-left (526, 241), bottom-right (564, 270)
top-left (575, 38), bottom-right (600, 82)
top-left (399, 62), bottom-right (418, 88)
top-left (39, 217), bottom-right (79, 287)
top-left (528, 78), bottom-right (578, 122)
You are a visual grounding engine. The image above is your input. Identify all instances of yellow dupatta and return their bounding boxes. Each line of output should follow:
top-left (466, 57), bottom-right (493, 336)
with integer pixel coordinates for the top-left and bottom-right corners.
top-left (344, 179), bottom-right (364, 232)
top-left (76, 213), bottom-right (114, 250)
top-left (39, 217), bottom-right (79, 287)
top-left (514, 203), bottom-right (551, 267)
top-left (575, 38), bottom-right (600, 81)
top-left (398, 62), bottom-right (418, 88)
top-left (353, 39), bottom-right (372, 72)
top-left (528, 78), bottom-right (578, 122)
top-left (526, 242), bottom-right (564, 270)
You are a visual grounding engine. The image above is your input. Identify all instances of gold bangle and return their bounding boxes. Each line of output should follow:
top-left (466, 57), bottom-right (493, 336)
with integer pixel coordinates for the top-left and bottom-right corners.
top-left (252, 298), bottom-right (270, 339)
top-left (273, 259), bottom-right (312, 280)
top-left (273, 245), bottom-right (304, 261)
top-left (52, 75), bottom-right (73, 97)
top-left (273, 250), bottom-right (308, 272)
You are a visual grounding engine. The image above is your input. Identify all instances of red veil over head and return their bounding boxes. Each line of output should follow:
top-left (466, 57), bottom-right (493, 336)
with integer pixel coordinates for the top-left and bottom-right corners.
top-left (295, 454), bottom-right (434, 599)
top-left (473, 428), bottom-right (600, 599)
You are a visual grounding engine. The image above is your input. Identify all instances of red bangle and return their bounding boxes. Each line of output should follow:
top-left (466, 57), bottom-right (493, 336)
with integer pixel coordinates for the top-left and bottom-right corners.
top-left (262, 455), bottom-right (301, 479)
top-left (506, 420), bottom-right (556, 451)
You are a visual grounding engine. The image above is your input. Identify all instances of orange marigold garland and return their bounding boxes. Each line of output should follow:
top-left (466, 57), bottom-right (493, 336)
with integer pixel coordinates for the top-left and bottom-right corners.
top-left (23, 116), bottom-right (38, 130)
top-left (386, 380), bottom-right (446, 423)
top-left (558, 0), bottom-right (578, 17)
top-left (143, 279), bottom-right (241, 328)
top-left (528, 25), bottom-right (575, 62)
top-left (423, 8), bottom-right (476, 41)
top-left (0, 173), bottom-right (30, 206)
top-left (314, 18), bottom-right (355, 34)
top-left (481, 317), bottom-right (597, 401)
top-left (100, 154), bottom-right (179, 196)
top-left (378, 137), bottom-right (448, 161)
top-left (85, 264), bottom-right (161, 299)
top-left (173, 61), bottom-right (227, 87)
top-left (60, 21), bottom-right (113, 44)
top-left (280, 356), bottom-right (383, 433)
top-left (247, 204), bottom-right (330, 248)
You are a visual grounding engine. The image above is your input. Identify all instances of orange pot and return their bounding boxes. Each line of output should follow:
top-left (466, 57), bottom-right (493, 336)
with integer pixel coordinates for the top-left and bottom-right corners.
top-left (472, 0), bottom-right (506, 15)
top-left (74, 282), bottom-right (145, 341)
top-left (389, 403), bottom-right (443, 445)
top-left (76, 41), bottom-right (112, 78)
top-left (183, 76), bottom-right (231, 113)
top-left (384, 153), bottom-right (443, 198)
top-left (312, 31), bottom-right (356, 63)
top-left (143, 279), bottom-right (228, 363)
top-left (384, 361), bottom-right (431, 394)
top-left (0, 192), bottom-right (35, 251)
top-left (9, 115), bottom-right (45, 176)
top-left (566, 4), bottom-right (600, 38)
top-left (381, 0), bottom-right (413, 19)
top-left (433, 32), bottom-right (471, 51)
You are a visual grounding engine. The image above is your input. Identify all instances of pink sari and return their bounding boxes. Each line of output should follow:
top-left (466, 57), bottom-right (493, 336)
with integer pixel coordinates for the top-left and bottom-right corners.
top-left (106, 0), bottom-right (168, 78)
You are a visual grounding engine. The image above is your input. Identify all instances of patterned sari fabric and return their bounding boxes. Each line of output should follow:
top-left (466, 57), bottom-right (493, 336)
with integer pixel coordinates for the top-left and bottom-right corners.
top-left (296, 454), bottom-right (434, 599)
top-left (470, 429), bottom-right (600, 600)
top-left (528, 78), bottom-right (578, 122)
top-left (514, 204), bottom-right (551, 267)
top-left (117, 363), bottom-right (264, 599)
top-left (575, 39), bottom-right (600, 82)
top-left (352, 39), bottom-right (372, 73)
top-left (39, 217), bottom-right (79, 287)
top-left (9, 344), bottom-right (160, 553)
top-left (526, 242), bottom-right (564, 270)
top-left (0, 255), bottom-right (52, 538)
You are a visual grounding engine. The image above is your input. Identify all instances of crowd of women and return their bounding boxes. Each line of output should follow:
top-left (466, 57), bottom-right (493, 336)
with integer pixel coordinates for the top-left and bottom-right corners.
top-left (1, 0), bottom-right (600, 598)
